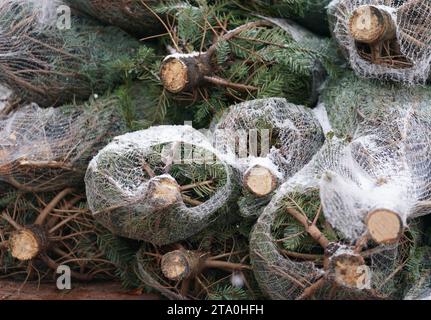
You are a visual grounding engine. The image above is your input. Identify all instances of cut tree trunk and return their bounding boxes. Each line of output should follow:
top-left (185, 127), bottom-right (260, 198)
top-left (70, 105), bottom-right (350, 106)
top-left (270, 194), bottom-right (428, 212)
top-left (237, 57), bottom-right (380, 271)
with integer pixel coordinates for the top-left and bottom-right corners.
top-left (9, 226), bottom-right (49, 261)
top-left (366, 209), bottom-right (403, 245)
top-left (243, 165), bottom-right (278, 197)
top-left (349, 5), bottom-right (396, 44)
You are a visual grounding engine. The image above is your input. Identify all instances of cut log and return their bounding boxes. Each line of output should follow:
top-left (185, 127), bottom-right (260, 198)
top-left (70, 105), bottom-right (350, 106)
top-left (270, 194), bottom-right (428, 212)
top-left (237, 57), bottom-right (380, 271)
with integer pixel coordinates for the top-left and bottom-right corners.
top-left (329, 254), bottom-right (368, 289)
top-left (366, 209), bottom-right (403, 244)
top-left (349, 5), bottom-right (397, 44)
top-left (147, 176), bottom-right (182, 210)
top-left (243, 165), bottom-right (277, 197)
top-left (161, 250), bottom-right (201, 281)
top-left (160, 55), bottom-right (212, 93)
top-left (9, 226), bottom-right (48, 261)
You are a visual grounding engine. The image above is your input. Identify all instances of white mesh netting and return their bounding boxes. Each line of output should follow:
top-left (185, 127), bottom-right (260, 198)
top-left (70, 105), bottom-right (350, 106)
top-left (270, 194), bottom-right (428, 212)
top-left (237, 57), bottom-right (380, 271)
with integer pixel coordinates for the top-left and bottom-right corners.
top-left (0, 98), bottom-right (125, 192)
top-left (214, 98), bottom-right (325, 217)
top-left (85, 125), bottom-right (236, 245)
top-left (0, 0), bottom-right (139, 107)
top-left (329, 0), bottom-right (431, 84)
top-left (215, 98), bottom-right (325, 181)
top-left (320, 77), bottom-right (431, 239)
top-left (249, 78), bottom-right (431, 299)
top-left (29, 0), bottom-right (63, 26)
top-left (249, 138), bottom-right (414, 299)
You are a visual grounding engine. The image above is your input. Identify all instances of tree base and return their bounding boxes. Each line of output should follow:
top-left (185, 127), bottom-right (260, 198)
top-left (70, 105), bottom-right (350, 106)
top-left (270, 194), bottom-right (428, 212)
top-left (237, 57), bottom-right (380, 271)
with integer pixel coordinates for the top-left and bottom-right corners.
top-left (10, 226), bottom-right (48, 261)
top-left (243, 165), bottom-right (277, 197)
top-left (366, 209), bottom-right (403, 244)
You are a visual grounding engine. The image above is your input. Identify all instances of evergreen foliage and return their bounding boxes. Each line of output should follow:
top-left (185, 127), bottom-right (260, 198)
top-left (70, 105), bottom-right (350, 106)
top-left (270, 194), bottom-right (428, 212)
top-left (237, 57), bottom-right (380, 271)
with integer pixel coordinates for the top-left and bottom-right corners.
top-left (116, 1), bottom-right (338, 127)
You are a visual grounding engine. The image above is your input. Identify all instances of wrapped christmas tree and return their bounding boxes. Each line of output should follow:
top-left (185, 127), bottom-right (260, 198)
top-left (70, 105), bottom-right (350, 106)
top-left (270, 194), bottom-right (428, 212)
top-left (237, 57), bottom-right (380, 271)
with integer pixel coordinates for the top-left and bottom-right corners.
top-left (0, 191), bottom-right (119, 282)
top-left (63, 0), bottom-right (184, 37)
top-left (134, 220), bottom-right (260, 300)
top-left (328, 0), bottom-right (431, 83)
top-left (240, 0), bottom-right (332, 36)
top-left (249, 137), bottom-right (420, 299)
top-left (250, 77), bottom-right (431, 298)
top-left (214, 98), bottom-right (324, 218)
top-left (85, 125), bottom-right (237, 245)
top-left (0, 0), bottom-right (140, 107)
top-left (0, 97), bottom-right (127, 193)
top-left (119, 2), bottom-right (336, 127)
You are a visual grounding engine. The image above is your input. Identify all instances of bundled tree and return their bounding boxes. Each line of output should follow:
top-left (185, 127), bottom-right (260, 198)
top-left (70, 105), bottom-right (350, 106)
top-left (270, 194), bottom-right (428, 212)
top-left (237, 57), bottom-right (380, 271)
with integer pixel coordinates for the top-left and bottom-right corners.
top-left (249, 77), bottom-right (431, 298)
top-left (120, 3), bottom-right (336, 128)
top-left (214, 98), bottom-right (324, 218)
top-left (0, 0), bottom-right (141, 107)
top-left (328, 0), bottom-right (431, 84)
top-left (85, 125), bottom-right (238, 245)
top-left (0, 97), bottom-right (127, 193)
top-left (238, 0), bottom-right (332, 36)
top-left (0, 191), bottom-right (119, 282)
top-left (250, 179), bottom-right (419, 299)
top-left (63, 0), bottom-right (186, 37)
top-left (134, 220), bottom-right (260, 300)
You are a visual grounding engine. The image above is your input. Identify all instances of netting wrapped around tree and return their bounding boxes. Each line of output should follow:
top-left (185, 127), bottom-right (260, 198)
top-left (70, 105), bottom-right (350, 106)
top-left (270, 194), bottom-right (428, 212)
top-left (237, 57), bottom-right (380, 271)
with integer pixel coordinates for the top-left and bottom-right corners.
top-left (251, 82), bottom-right (431, 298)
top-left (241, 0), bottom-right (332, 36)
top-left (0, 0), bottom-right (140, 107)
top-left (0, 97), bottom-right (127, 192)
top-left (249, 138), bottom-right (416, 299)
top-left (142, 4), bottom-right (337, 127)
top-left (85, 125), bottom-right (237, 245)
top-left (318, 74), bottom-right (431, 239)
top-left (0, 191), bottom-right (119, 282)
top-left (214, 98), bottom-right (325, 218)
top-left (134, 220), bottom-right (259, 300)
top-left (404, 247), bottom-right (431, 300)
top-left (328, 0), bottom-right (431, 84)
top-left (63, 0), bottom-right (180, 37)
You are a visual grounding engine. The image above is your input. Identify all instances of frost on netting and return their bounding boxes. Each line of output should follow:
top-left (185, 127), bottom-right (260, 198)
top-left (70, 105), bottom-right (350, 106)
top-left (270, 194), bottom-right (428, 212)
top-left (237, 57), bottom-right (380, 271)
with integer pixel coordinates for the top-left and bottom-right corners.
top-left (249, 138), bottom-right (414, 300)
top-left (249, 81), bottom-right (431, 298)
top-left (320, 76), bottom-right (431, 241)
top-left (214, 98), bottom-right (324, 218)
top-left (0, 0), bottom-right (140, 107)
top-left (85, 125), bottom-right (236, 245)
top-left (0, 98), bottom-right (126, 192)
top-left (328, 0), bottom-right (431, 84)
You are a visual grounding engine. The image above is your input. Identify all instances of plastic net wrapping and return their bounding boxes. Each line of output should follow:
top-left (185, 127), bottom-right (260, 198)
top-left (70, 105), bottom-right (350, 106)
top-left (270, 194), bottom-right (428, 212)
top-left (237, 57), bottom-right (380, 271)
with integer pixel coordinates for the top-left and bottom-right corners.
top-left (328, 0), bottom-right (431, 84)
top-left (134, 212), bottom-right (258, 300)
top-left (244, 0), bottom-right (332, 36)
top-left (320, 75), bottom-right (431, 238)
top-left (28, 0), bottom-right (63, 25)
top-left (0, 84), bottom-right (12, 114)
top-left (85, 125), bottom-right (236, 245)
top-left (249, 138), bottom-right (413, 299)
top-left (404, 247), bottom-right (431, 300)
top-left (63, 0), bottom-right (175, 37)
top-left (214, 98), bottom-right (324, 218)
top-left (0, 192), bottom-right (118, 282)
top-left (0, 98), bottom-right (126, 192)
top-left (321, 71), bottom-right (372, 138)
top-left (0, 0), bottom-right (140, 107)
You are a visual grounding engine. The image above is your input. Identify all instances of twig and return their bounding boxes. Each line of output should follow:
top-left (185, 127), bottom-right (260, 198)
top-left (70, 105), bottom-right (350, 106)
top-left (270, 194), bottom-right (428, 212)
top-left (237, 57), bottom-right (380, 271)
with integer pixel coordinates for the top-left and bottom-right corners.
top-left (285, 207), bottom-right (330, 248)
top-left (35, 188), bottom-right (74, 225)
top-left (203, 76), bottom-right (258, 92)
top-left (296, 277), bottom-right (326, 300)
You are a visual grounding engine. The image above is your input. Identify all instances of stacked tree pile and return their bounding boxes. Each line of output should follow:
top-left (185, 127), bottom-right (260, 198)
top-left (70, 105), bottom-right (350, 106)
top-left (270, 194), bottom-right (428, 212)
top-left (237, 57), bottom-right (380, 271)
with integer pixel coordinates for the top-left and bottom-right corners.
top-left (0, 0), bottom-right (431, 300)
